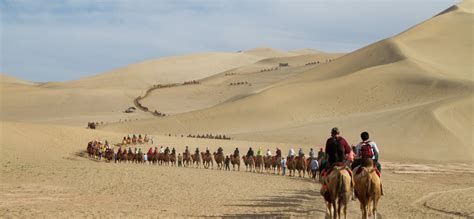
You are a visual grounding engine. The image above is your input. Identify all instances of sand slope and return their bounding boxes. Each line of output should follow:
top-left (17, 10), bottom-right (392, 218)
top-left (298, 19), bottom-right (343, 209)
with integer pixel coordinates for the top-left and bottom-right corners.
top-left (101, 1), bottom-right (473, 162)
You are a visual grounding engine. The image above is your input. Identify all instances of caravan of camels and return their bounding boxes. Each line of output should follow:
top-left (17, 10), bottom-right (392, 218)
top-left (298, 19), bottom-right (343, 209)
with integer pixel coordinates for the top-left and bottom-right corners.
top-left (86, 128), bottom-right (383, 218)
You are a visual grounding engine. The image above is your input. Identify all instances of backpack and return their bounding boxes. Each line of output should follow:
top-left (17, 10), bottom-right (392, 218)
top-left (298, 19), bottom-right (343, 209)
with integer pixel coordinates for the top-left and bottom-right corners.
top-left (360, 141), bottom-right (374, 158)
top-left (328, 137), bottom-right (345, 163)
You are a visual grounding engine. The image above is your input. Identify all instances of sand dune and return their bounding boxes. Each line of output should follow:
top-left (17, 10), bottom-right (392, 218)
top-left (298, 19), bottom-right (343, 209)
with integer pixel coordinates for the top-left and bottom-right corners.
top-left (100, 1), bottom-right (473, 162)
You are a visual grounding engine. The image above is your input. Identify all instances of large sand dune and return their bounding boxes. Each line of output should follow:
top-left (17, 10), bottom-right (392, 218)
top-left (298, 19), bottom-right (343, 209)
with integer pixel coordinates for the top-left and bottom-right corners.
top-left (100, 1), bottom-right (473, 162)
top-left (1, 1), bottom-right (473, 218)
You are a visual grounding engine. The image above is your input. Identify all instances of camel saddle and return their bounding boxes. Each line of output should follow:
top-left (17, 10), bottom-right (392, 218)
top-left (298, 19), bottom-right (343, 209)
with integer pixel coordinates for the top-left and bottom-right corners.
top-left (322, 162), bottom-right (352, 179)
top-left (354, 165), bottom-right (381, 177)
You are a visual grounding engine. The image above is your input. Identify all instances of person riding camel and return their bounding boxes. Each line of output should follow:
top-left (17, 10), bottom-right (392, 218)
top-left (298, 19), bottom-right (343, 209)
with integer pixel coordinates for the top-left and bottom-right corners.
top-left (205, 147), bottom-right (210, 156)
top-left (154, 147), bottom-right (158, 154)
top-left (352, 131), bottom-right (381, 173)
top-left (160, 146), bottom-right (165, 153)
top-left (171, 147), bottom-right (176, 155)
top-left (266, 148), bottom-right (272, 157)
top-left (325, 127), bottom-right (350, 167)
top-left (134, 148), bottom-right (138, 154)
top-left (164, 147), bottom-right (170, 154)
top-left (247, 147), bottom-right (254, 158)
top-left (217, 146), bottom-right (223, 155)
top-left (118, 147), bottom-right (122, 154)
top-left (195, 147), bottom-right (200, 155)
top-left (352, 131), bottom-right (383, 195)
top-left (321, 127), bottom-right (352, 197)
top-left (256, 147), bottom-right (263, 156)
top-left (309, 148), bottom-right (315, 159)
top-left (298, 148), bottom-right (304, 157)
top-left (234, 147), bottom-right (239, 158)
top-left (276, 148), bottom-right (282, 157)
top-left (288, 148), bottom-right (296, 159)
top-left (128, 147), bottom-right (133, 154)
top-left (185, 146), bottom-right (189, 155)
top-left (147, 147), bottom-right (153, 155)
top-left (317, 148), bottom-right (325, 160)
top-left (138, 148), bottom-right (142, 154)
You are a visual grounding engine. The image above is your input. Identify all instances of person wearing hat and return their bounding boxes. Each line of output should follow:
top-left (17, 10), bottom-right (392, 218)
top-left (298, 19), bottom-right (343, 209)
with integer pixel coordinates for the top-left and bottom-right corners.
top-left (256, 147), bottom-right (263, 156)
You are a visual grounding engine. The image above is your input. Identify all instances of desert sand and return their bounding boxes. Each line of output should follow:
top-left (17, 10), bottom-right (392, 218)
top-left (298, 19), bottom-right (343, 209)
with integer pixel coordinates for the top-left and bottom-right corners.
top-left (1, 1), bottom-right (473, 218)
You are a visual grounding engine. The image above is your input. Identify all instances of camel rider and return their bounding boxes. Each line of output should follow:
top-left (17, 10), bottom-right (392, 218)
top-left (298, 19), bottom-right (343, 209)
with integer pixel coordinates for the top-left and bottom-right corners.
top-left (321, 127), bottom-right (352, 197)
top-left (247, 147), bottom-right (254, 158)
top-left (325, 127), bottom-right (350, 167)
top-left (298, 148), bottom-right (304, 157)
top-left (276, 148), bottom-right (282, 157)
top-left (256, 147), bottom-right (263, 156)
top-left (160, 146), bottom-right (165, 153)
top-left (195, 147), bottom-right (200, 155)
top-left (138, 148), bottom-right (142, 154)
top-left (309, 148), bottom-right (315, 159)
top-left (352, 131), bottom-right (381, 173)
top-left (288, 148), bottom-right (296, 158)
top-left (118, 147), bottom-right (122, 154)
top-left (154, 147), bottom-right (158, 154)
top-left (185, 146), bottom-right (189, 155)
top-left (234, 147), bottom-right (239, 158)
top-left (128, 147), bottom-right (133, 154)
top-left (147, 147), bottom-right (153, 155)
top-left (217, 146), bottom-right (223, 155)
top-left (134, 148), bottom-right (138, 154)
top-left (205, 147), bottom-right (210, 155)
top-left (165, 147), bottom-right (170, 154)
top-left (266, 149), bottom-right (272, 157)
top-left (171, 147), bottom-right (176, 155)
top-left (317, 148), bottom-right (326, 160)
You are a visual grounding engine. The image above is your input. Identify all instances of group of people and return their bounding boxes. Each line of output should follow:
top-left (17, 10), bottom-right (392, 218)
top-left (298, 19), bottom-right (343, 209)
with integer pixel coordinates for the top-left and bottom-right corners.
top-left (186, 134), bottom-right (231, 140)
top-left (121, 134), bottom-right (151, 145)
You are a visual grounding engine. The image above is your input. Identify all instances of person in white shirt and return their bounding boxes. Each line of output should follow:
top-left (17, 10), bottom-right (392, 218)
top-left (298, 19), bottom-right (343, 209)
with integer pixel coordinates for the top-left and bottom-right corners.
top-left (266, 149), bottom-right (272, 157)
top-left (288, 148), bottom-right (296, 158)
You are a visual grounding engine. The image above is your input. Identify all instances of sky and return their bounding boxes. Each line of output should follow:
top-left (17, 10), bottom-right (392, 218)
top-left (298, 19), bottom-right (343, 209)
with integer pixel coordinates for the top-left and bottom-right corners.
top-left (0, 0), bottom-right (459, 82)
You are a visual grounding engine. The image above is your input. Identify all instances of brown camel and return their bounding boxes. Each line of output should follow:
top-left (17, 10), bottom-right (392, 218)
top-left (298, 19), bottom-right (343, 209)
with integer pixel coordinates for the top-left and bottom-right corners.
top-left (286, 156), bottom-right (296, 176)
top-left (192, 153), bottom-right (201, 168)
top-left (295, 155), bottom-right (306, 178)
top-left (201, 152), bottom-right (213, 169)
top-left (183, 152), bottom-right (192, 167)
top-left (255, 155), bottom-right (264, 173)
top-left (243, 155), bottom-right (255, 172)
top-left (323, 165), bottom-right (353, 219)
top-left (354, 159), bottom-right (382, 219)
top-left (264, 156), bottom-right (272, 173)
top-left (230, 155), bottom-right (240, 171)
top-left (271, 155), bottom-right (281, 175)
top-left (169, 152), bottom-right (177, 166)
top-left (213, 152), bottom-right (225, 170)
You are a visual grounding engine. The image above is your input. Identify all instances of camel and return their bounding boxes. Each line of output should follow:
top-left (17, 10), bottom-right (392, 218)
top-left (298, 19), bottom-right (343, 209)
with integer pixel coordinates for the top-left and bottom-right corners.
top-left (169, 152), bottom-right (177, 166)
top-left (286, 156), bottom-right (296, 176)
top-left (264, 156), bottom-right (272, 173)
top-left (323, 165), bottom-right (353, 219)
top-left (183, 152), bottom-right (192, 167)
top-left (201, 152), bottom-right (213, 169)
top-left (243, 155), bottom-right (255, 172)
top-left (213, 152), bottom-right (225, 170)
top-left (230, 155), bottom-right (240, 171)
top-left (295, 155), bottom-right (307, 178)
top-left (104, 148), bottom-right (114, 162)
top-left (255, 155), bottom-right (264, 173)
top-left (271, 155), bottom-right (281, 175)
top-left (162, 151), bottom-right (170, 166)
top-left (354, 159), bottom-right (382, 219)
top-left (192, 153), bottom-right (201, 168)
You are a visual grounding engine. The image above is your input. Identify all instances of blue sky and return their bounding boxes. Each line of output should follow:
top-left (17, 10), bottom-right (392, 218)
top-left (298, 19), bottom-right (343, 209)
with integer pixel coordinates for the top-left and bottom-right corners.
top-left (1, 0), bottom-right (459, 82)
